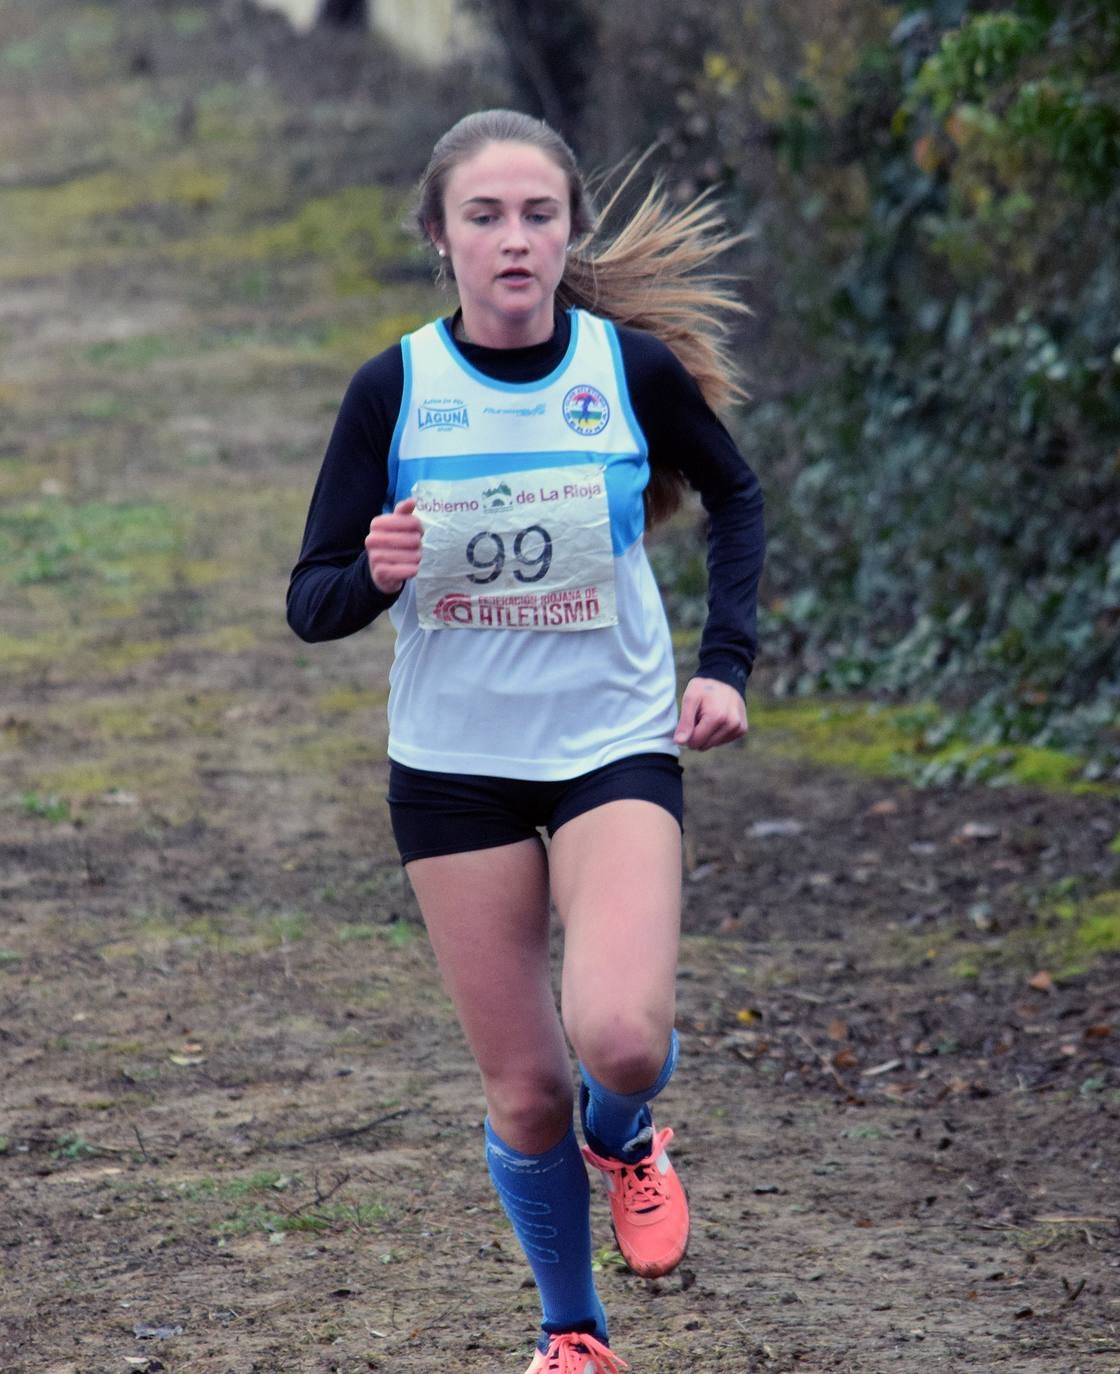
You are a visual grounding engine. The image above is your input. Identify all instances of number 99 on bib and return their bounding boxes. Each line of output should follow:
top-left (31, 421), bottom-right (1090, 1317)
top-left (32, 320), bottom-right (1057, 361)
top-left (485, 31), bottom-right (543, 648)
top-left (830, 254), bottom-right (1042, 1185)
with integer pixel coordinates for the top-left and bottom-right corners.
top-left (412, 465), bottom-right (619, 632)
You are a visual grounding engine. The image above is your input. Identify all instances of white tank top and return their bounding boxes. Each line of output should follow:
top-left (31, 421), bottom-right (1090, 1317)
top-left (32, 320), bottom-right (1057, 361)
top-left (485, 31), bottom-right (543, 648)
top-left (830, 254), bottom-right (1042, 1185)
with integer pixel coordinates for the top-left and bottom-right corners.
top-left (384, 310), bottom-right (679, 779)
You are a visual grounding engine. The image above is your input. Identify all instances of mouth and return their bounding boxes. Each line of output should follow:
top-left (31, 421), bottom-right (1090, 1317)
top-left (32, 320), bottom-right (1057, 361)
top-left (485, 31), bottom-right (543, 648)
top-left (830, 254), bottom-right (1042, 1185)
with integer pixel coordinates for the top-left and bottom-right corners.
top-left (498, 268), bottom-right (533, 282)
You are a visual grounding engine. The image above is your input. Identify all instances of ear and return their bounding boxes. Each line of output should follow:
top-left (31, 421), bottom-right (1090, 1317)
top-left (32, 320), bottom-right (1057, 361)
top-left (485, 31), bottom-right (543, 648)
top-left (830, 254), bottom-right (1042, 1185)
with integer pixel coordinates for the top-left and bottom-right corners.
top-left (423, 221), bottom-right (445, 258)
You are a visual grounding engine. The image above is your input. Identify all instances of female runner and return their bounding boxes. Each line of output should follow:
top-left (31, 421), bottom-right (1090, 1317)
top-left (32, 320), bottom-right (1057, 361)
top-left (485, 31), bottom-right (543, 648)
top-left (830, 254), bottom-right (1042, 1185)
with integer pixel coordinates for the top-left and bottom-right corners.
top-left (287, 109), bottom-right (765, 1374)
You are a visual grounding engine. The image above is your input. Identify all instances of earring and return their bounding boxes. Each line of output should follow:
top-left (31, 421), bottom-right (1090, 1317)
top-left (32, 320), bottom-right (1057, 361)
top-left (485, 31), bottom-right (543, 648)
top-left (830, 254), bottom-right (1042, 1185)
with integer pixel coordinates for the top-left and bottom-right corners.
top-left (437, 248), bottom-right (446, 258)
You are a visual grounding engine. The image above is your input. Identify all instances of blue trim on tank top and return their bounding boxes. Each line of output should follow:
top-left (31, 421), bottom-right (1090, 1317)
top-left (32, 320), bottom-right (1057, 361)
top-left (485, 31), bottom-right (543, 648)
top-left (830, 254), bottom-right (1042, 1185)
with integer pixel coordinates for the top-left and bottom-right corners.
top-left (433, 310), bottom-right (581, 392)
top-left (386, 333), bottom-right (413, 509)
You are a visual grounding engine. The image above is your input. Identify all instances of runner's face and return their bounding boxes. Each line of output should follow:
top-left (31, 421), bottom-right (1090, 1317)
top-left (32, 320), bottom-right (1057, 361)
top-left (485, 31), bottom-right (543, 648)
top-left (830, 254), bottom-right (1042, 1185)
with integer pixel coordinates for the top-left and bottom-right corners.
top-left (436, 141), bottom-right (571, 349)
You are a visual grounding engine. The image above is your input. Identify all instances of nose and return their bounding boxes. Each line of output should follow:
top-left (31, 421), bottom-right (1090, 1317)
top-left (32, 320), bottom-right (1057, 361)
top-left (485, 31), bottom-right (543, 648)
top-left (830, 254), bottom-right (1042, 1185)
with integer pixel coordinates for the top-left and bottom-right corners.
top-left (500, 216), bottom-right (530, 253)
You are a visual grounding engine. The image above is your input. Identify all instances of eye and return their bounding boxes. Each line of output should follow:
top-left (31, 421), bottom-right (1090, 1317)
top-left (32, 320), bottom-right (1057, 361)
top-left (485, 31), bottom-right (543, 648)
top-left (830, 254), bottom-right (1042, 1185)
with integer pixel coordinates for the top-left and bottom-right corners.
top-left (527, 211), bottom-right (555, 224)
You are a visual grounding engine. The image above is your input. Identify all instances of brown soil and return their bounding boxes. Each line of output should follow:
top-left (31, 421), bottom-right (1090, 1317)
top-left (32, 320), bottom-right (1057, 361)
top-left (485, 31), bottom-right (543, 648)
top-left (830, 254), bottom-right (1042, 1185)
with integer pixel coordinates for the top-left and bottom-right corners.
top-left (1, 5), bottom-right (1118, 1373)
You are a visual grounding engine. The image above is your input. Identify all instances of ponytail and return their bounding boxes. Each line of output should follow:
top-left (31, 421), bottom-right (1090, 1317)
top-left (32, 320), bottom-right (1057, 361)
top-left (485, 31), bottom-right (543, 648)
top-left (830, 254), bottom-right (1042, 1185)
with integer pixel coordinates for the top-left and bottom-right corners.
top-left (557, 177), bottom-right (749, 524)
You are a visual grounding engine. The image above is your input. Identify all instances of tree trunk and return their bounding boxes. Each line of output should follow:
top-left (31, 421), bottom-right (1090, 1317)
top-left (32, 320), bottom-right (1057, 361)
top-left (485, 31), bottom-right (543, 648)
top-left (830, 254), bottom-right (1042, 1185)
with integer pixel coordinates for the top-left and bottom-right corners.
top-left (473, 0), bottom-right (599, 151)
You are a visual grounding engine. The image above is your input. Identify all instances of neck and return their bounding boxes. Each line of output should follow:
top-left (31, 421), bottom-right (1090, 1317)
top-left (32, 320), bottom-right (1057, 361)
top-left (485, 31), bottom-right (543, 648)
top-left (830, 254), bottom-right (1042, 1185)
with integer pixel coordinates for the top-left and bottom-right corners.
top-left (455, 306), bottom-right (556, 350)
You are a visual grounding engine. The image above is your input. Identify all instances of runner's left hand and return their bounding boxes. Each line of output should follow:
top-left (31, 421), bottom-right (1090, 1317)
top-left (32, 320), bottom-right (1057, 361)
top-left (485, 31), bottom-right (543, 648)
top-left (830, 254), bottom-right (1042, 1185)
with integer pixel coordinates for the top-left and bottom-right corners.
top-left (673, 677), bottom-right (748, 751)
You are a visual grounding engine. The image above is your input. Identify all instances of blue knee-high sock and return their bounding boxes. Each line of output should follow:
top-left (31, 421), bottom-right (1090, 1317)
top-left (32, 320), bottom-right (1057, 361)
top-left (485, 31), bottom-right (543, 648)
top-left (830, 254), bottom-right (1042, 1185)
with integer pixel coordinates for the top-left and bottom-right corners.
top-left (484, 1120), bottom-right (607, 1344)
top-left (579, 1029), bottom-right (679, 1162)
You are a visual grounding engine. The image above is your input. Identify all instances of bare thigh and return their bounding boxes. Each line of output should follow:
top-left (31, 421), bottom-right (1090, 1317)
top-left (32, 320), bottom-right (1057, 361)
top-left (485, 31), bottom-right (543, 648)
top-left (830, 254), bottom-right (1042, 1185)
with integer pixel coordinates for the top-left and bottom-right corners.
top-left (405, 838), bottom-right (573, 1153)
top-left (548, 800), bottom-right (682, 1092)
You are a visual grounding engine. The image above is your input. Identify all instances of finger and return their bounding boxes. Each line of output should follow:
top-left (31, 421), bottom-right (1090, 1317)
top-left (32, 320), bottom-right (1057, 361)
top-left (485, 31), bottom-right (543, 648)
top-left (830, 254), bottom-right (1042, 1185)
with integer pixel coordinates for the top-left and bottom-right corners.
top-left (695, 710), bottom-right (748, 751)
top-left (369, 559), bottom-right (420, 594)
top-left (368, 515), bottom-right (422, 536)
top-left (366, 529), bottom-right (422, 552)
top-left (395, 496), bottom-right (417, 516)
top-left (685, 710), bottom-right (722, 751)
top-left (672, 688), bottom-right (702, 745)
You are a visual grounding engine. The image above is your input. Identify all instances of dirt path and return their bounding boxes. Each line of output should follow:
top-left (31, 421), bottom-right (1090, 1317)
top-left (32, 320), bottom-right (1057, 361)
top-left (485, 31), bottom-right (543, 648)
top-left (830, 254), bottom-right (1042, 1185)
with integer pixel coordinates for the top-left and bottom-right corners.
top-left (1, 5), bottom-right (1118, 1372)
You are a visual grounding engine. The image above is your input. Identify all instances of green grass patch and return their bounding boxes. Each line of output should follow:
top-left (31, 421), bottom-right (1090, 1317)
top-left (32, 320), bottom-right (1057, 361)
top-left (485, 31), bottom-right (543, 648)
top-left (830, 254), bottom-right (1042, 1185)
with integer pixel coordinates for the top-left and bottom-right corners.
top-left (750, 697), bottom-right (1114, 794)
top-left (68, 689), bottom-right (234, 742)
top-left (960, 886), bottom-right (1120, 984)
top-left (0, 159), bottom-right (231, 250)
top-left (338, 923), bottom-right (378, 942)
top-left (51, 1133), bottom-right (98, 1160)
top-left (171, 1171), bottom-right (388, 1236)
top-left (216, 1198), bottom-right (388, 1236)
top-left (0, 499), bottom-right (183, 589)
top-left (168, 186), bottom-right (418, 294)
top-left (317, 686), bottom-right (387, 715)
top-left (16, 792), bottom-right (71, 822)
top-left (0, 34), bottom-right (50, 71)
top-left (282, 732), bottom-right (384, 776)
top-left (1055, 890), bottom-right (1120, 956)
top-left (83, 334), bottom-right (194, 369)
top-left (99, 907), bottom-right (315, 960)
top-left (171, 7), bottom-right (209, 37)
top-left (177, 1169), bottom-right (293, 1202)
top-left (0, 454), bottom-right (51, 498)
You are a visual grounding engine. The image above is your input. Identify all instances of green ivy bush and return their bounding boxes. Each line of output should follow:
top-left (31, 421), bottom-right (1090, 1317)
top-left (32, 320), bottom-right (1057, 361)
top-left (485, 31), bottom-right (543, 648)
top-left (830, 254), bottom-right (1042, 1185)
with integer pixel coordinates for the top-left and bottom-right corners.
top-left (733, 1), bottom-right (1120, 774)
top-left (573, 0), bottom-right (1118, 774)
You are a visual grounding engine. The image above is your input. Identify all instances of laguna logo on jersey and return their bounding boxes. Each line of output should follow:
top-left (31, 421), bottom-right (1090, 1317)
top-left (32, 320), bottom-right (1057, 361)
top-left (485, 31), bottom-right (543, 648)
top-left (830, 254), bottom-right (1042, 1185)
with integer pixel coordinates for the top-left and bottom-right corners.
top-left (562, 384), bottom-right (610, 436)
top-left (418, 397), bottom-right (469, 431)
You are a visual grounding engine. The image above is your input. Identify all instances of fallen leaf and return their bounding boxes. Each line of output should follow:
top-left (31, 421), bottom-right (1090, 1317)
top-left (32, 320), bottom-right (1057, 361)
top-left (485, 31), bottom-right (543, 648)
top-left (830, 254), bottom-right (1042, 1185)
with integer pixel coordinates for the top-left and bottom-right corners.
top-left (866, 799), bottom-right (899, 816)
top-left (736, 1008), bottom-right (762, 1024)
top-left (132, 1324), bottom-right (183, 1340)
top-left (1084, 1023), bottom-right (1112, 1039)
top-left (748, 818), bottom-right (804, 838)
top-left (831, 1049), bottom-right (859, 1071)
top-left (957, 821), bottom-right (1001, 841)
top-left (861, 1058), bottom-right (903, 1077)
top-left (826, 1019), bottom-right (848, 1041)
top-left (1028, 970), bottom-right (1054, 993)
top-left (167, 1054), bottom-right (205, 1067)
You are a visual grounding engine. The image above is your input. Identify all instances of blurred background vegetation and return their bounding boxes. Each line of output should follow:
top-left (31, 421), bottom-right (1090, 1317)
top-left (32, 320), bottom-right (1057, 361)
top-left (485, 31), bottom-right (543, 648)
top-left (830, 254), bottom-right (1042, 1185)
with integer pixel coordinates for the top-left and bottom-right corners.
top-left (2, 0), bottom-right (1118, 783)
top-left (540, 0), bottom-right (1119, 781)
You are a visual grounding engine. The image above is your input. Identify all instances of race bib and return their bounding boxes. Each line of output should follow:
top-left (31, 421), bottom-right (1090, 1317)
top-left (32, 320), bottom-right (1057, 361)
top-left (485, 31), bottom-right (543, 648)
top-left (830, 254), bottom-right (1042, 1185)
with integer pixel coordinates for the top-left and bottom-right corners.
top-left (412, 464), bottom-right (618, 631)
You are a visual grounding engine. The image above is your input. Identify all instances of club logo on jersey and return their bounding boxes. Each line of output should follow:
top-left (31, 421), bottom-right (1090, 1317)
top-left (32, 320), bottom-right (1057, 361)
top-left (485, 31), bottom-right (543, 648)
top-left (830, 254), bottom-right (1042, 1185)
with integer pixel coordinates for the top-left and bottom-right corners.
top-left (418, 397), bottom-right (469, 431)
top-left (432, 591), bottom-right (474, 625)
top-left (562, 385), bottom-right (610, 436)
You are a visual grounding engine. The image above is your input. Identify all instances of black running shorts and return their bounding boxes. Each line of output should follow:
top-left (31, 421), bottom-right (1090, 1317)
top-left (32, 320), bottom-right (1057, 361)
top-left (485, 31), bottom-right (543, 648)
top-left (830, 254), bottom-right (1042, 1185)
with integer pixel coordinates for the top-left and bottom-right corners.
top-left (387, 752), bottom-right (684, 865)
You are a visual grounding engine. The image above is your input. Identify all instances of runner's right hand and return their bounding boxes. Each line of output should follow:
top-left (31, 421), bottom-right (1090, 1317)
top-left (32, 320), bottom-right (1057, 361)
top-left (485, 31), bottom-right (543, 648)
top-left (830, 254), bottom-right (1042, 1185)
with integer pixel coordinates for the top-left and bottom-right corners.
top-left (365, 497), bottom-right (423, 595)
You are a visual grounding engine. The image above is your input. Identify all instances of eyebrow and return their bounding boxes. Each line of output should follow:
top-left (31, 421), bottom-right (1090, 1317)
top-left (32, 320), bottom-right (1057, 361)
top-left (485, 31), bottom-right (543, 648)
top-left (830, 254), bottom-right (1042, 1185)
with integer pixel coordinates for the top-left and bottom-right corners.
top-left (458, 195), bottom-right (562, 208)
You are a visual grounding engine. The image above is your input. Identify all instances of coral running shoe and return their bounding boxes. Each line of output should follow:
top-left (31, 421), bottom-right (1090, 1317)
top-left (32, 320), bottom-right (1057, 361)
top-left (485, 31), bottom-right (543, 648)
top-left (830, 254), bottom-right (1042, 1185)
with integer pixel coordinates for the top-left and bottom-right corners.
top-left (582, 1125), bottom-right (689, 1278)
top-left (524, 1331), bottom-right (628, 1374)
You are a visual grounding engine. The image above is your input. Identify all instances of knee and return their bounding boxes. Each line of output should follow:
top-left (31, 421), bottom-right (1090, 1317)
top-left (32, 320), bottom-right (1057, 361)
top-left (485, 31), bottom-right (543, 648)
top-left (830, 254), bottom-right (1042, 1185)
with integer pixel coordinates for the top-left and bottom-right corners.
top-left (482, 1069), bottom-right (573, 1152)
top-left (568, 1012), bottom-right (670, 1095)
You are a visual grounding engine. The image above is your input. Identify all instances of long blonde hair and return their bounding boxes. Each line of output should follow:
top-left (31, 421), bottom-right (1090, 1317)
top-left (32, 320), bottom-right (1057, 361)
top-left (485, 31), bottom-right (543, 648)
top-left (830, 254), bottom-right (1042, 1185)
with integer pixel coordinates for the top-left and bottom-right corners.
top-left (415, 110), bottom-right (748, 525)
